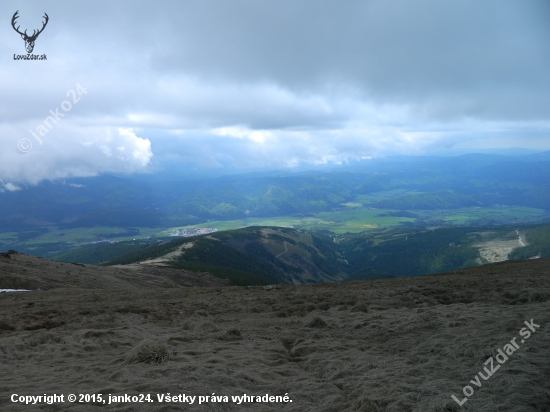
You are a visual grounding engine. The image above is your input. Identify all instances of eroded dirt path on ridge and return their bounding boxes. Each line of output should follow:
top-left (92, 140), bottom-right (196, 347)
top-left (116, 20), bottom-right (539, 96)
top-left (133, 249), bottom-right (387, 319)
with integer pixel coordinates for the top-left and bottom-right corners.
top-left (139, 242), bottom-right (194, 265)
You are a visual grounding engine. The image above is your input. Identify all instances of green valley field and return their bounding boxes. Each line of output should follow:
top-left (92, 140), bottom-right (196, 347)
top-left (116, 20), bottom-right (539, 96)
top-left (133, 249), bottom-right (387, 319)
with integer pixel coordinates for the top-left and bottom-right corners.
top-left (157, 205), bottom-right (548, 236)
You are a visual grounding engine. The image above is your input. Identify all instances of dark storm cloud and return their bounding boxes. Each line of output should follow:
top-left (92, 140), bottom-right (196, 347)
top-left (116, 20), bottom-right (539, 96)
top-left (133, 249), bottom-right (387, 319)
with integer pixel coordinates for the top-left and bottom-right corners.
top-left (0, 0), bottom-right (549, 184)
top-left (147, 0), bottom-right (550, 120)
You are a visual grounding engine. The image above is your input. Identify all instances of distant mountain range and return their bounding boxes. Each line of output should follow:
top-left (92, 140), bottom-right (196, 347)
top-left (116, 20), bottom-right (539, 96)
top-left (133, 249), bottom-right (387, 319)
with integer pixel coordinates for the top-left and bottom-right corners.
top-left (1, 151), bottom-right (549, 231)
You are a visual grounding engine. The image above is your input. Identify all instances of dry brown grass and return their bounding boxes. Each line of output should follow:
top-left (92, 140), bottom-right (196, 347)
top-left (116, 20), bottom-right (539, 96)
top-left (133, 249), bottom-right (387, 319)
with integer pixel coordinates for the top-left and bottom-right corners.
top-left (122, 341), bottom-right (172, 365)
top-left (0, 255), bottom-right (549, 410)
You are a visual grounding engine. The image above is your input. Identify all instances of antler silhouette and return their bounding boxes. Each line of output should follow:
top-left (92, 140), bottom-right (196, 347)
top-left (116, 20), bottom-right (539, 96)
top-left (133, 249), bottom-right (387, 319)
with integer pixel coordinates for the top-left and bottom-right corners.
top-left (32, 12), bottom-right (49, 39)
top-left (11, 11), bottom-right (26, 37)
top-left (11, 11), bottom-right (49, 53)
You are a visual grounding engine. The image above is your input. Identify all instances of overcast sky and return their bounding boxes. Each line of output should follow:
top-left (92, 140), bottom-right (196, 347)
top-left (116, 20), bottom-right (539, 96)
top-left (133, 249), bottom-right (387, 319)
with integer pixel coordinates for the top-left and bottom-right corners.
top-left (1, 0), bottom-right (549, 187)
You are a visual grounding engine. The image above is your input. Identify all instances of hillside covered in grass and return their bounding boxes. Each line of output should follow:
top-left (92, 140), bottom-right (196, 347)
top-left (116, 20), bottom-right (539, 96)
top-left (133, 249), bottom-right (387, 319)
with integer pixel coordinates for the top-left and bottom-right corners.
top-left (1, 254), bottom-right (549, 411)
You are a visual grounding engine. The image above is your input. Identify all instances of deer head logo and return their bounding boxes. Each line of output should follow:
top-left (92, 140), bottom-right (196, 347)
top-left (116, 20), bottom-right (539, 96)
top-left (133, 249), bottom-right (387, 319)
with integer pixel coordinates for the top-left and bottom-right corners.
top-left (11, 11), bottom-right (49, 54)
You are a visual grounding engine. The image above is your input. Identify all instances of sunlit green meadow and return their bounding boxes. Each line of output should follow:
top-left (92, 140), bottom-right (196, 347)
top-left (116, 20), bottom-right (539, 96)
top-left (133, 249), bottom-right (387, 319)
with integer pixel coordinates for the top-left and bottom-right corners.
top-left (157, 208), bottom-right (416, 235)
top-left (2, 206), bottom-right (548, 257)
top-left (157, 206), bottom-right (548, 236)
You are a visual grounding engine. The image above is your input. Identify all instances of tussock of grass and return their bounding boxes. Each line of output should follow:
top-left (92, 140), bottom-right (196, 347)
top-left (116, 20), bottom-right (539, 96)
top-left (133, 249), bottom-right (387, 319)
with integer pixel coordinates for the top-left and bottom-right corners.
top-left (350, 302), bottom-right (368, 313)
top-left (123, 341), bottom-right (171, 364)
top-left (220, 328), bottom-right (243, 341)
top-left (528, 291), bottom-right (549, 303)
top-left (306, 316), bottom-right (327, 328)
top-left (24, 320), bottom-right (65, 331)
top-left (0, 322), bottom-right (15, 331)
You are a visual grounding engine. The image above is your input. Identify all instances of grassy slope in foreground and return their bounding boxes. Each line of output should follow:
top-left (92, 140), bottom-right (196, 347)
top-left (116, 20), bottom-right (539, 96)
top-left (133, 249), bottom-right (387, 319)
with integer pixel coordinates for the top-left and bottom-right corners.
top-left (1, 258), bottom-right (549, 411)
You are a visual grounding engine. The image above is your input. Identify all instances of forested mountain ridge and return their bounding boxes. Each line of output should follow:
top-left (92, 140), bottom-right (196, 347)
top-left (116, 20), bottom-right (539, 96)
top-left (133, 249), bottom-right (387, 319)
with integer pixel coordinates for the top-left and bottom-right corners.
top-left (47, 224), bottom-right (550, 285)
top-left (1, 152), bottom-right (549, 230)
